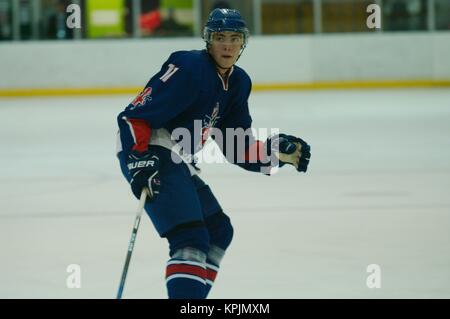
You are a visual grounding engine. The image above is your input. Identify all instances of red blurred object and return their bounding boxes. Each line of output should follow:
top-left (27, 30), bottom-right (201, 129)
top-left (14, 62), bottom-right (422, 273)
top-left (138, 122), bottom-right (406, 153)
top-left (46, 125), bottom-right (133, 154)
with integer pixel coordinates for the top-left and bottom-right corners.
top-left (140, 10), bottom-right (162, 32)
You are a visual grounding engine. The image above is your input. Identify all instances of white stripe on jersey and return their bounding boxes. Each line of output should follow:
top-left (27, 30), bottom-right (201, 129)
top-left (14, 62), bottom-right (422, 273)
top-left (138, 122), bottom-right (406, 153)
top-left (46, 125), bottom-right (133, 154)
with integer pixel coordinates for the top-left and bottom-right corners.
top-left (122, 116), bottom-right (137, 144)
top-left (216, 66), bottom-right (234, 91)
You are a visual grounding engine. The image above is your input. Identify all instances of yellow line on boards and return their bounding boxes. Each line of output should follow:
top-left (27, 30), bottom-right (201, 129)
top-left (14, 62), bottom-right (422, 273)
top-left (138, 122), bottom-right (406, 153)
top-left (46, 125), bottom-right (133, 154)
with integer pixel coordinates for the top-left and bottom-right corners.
top-left (0, 80), bottom-right (449, 97)
top-left (252, 80), bottom-right (450, 91)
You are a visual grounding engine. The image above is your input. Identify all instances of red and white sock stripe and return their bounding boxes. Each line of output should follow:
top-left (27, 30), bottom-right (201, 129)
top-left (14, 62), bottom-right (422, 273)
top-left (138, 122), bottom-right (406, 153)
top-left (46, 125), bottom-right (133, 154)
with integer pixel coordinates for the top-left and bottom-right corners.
top-left (206, 263), bottom-right (219, 287)
top-left (166, 260), bottom-right (207, 285)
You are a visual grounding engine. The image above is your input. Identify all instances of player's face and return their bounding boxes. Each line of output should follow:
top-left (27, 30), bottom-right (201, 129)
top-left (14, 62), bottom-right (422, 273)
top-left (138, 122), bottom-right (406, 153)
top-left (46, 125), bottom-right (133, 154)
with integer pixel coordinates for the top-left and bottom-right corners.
top-left (209, 31), bottom-right (244, 72)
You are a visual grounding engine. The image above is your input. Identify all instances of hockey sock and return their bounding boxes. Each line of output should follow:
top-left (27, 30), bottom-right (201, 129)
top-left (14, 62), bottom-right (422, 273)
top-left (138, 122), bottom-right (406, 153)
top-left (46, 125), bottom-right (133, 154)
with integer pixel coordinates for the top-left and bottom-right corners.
top-left (165, 247), bottom-right (207, 299)
top-left (205, 245), bottom-right (225, 297)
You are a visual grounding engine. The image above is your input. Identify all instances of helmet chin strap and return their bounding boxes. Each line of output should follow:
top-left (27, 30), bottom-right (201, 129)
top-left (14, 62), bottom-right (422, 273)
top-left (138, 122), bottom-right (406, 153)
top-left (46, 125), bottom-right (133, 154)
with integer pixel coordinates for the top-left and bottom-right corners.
top-left (235, 45), bottom-right (246, 63)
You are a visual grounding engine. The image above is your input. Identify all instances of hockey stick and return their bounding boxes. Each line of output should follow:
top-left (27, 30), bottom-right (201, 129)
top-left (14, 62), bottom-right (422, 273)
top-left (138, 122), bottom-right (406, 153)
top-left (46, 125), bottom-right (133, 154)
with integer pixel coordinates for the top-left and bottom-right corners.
top-left (116, 188), bottom-right (148, 299)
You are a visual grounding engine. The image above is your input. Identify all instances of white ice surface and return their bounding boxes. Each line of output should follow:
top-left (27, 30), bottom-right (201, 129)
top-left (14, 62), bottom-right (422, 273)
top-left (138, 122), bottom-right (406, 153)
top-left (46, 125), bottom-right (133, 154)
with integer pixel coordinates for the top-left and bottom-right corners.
top-left (1, 89), bottom-right (450, 299)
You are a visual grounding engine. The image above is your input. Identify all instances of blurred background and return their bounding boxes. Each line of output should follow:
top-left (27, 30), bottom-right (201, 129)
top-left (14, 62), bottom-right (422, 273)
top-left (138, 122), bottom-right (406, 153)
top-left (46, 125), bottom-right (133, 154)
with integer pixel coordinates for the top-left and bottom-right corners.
top-left (0, 0), bottom-right (449, 41)
top-left (0, 0), bottom-right (449, 94)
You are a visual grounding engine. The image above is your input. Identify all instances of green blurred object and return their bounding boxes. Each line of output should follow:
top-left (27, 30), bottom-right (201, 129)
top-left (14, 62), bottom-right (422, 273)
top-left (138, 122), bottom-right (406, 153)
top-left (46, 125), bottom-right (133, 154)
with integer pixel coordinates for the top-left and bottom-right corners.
top-left (158, 0), bottom-right (194, 36)
top-left (162, 0), bottom-right (193, 9)
top-left (86, 0), bottom-right (125, 38)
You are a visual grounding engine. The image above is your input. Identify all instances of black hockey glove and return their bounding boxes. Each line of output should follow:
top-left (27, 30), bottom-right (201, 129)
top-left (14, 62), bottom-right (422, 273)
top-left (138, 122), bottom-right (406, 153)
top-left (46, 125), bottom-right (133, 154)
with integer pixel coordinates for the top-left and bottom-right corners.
top-left (126, 150), bottom-right (161, 200)
top-left (266, 134), bottom-right (311, 172)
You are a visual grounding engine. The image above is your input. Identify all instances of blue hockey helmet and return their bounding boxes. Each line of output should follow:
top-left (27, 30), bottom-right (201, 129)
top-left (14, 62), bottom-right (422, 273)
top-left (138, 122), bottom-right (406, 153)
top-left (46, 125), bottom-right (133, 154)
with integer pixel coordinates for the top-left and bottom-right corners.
top-left (203, 8), bottom-right (250, 48)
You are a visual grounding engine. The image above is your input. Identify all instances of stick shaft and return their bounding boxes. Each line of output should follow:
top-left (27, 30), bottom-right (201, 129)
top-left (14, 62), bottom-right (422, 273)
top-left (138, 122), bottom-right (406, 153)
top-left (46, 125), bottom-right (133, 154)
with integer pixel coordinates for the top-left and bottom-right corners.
top-left (117, 189), bottom-right (147, 299)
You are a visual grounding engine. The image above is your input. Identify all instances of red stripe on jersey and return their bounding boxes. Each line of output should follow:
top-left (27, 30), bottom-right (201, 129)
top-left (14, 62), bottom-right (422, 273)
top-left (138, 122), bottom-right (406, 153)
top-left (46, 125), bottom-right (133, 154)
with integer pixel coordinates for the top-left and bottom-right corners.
top-left (166, 264), bottom-right (206, 279)
top-left (128, 118), bottom-right (152, 153)
top-left (206, 268), bottom-right (217, 282)
top-left (244, 140), bottom-right (266, 162)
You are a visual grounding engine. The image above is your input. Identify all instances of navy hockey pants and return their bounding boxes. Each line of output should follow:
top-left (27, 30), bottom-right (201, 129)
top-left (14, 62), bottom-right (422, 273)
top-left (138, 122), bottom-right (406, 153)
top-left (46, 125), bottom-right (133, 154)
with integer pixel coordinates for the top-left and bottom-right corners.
top-left (118, 145), bottom-right (223, 237)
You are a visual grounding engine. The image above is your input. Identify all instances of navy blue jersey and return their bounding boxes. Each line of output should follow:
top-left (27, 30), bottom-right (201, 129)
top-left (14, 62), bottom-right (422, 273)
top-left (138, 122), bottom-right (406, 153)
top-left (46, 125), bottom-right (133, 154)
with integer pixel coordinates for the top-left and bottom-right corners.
top-left (117, 49), bottom-right (269, 173)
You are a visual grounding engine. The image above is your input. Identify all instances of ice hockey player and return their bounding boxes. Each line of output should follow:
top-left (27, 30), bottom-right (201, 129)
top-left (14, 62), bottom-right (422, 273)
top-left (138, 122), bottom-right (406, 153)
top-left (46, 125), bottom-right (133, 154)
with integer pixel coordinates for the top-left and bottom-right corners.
top-left (116, 8), bottom-right (311, 299)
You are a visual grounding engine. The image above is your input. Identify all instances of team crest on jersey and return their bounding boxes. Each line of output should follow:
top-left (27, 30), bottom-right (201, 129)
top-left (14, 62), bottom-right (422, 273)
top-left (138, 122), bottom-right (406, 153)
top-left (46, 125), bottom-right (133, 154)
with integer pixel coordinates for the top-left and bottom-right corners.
top-left (130, 87), bottom-right (152, 109)
top-left (201, 103), bottom-right (221, 146)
